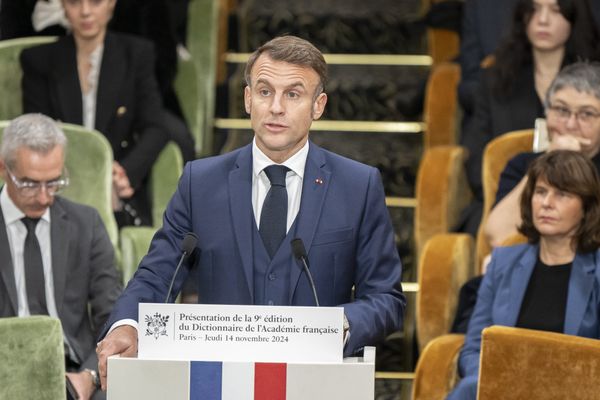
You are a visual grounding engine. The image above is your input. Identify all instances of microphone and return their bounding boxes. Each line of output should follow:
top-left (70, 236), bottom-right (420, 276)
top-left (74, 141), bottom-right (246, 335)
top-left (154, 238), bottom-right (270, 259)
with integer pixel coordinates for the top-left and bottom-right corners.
top-left (291, 238), bottom-right (320, 307)
top-left (165, 232), bottom-right (198, 303)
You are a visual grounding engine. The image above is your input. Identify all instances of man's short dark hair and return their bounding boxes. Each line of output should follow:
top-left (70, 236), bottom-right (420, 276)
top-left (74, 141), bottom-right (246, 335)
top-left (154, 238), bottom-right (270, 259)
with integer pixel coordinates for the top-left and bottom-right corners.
top-left (244, 35), bottom-right (328, 94)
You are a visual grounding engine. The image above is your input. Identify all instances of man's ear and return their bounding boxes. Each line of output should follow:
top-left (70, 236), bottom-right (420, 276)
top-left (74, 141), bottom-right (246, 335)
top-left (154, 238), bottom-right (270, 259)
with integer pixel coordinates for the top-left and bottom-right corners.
top-left (0, 159), bottom-right (7, 180)
top-left (244, 86), bottom-right (252, 115)
top-left (312, 92), bottom-right (327, 120)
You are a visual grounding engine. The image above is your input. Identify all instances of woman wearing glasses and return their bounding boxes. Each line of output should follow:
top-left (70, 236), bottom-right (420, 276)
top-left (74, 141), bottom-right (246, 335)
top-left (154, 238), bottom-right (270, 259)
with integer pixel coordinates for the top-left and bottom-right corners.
top-left (448, 149), bottom-right (600, 399)
top-left (458, 0), bottom-right (600, 236)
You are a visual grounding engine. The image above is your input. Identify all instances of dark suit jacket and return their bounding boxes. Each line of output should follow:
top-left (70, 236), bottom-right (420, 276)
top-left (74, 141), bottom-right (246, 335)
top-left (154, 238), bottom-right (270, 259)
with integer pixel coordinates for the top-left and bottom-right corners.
top-left (448, 244), bottom-right (600, 399)
top-left (461, 64), bottom-right (544, 201)
top-left (0, 196), bottom-right (121, 371)
top-left (20, 32), bottom-right (168, 189)
top-left (103, 142), bottom-right (406, 356)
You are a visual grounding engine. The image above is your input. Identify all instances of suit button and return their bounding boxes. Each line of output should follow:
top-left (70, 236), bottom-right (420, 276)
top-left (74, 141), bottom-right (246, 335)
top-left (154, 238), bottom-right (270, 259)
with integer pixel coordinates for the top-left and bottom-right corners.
top-left (121, 140), bottom-right (128, 148)
top-left (268, 273), bottom-right (276, 281)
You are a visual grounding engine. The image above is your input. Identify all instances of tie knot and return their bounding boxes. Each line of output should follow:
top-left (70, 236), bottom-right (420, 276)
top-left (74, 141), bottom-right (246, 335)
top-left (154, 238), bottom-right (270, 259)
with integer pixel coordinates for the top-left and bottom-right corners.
top-left (264, 165), bottom-right (289, 187)
top-left (22, 217), bottom-right (40, 233)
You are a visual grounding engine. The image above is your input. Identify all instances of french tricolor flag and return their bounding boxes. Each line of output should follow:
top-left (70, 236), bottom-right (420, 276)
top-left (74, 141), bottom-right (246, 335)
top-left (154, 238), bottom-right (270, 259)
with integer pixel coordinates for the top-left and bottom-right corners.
top-left (191, 362), bottom-right (287, 400)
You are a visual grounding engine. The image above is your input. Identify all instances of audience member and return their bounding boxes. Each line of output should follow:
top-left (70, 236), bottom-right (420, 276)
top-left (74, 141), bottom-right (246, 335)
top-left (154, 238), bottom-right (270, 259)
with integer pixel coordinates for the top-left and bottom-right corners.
top-left (453, 61), bottom-right (600, 334)
top-left (448, 150), bottom-right (600, 399)
top-left (95, 35), bottom-right (406, 391)
top-left (458, 0), bottom-right (600, 235)
top-left (20, 0), bottom-right (171, 227)
top-left (1, 0), bottom-right (191, 128)
top-left (0, 113), bottom-right (121, 400)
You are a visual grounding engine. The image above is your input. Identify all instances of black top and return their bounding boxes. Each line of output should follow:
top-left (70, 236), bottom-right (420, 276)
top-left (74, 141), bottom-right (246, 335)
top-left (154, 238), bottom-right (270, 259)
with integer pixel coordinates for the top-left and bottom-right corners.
top-left (516, 257), bottom-right (572, 333)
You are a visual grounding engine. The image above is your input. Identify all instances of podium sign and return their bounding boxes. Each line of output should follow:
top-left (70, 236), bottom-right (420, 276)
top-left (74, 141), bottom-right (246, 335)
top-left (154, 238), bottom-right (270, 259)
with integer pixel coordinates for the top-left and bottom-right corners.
top-left (138, 303), bottom-right (344, 363)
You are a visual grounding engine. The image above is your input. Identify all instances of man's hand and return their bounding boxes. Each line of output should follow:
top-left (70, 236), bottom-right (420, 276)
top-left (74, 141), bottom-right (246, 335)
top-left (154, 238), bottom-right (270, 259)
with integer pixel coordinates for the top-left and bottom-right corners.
top-left (96, 325), bottom-right (138, 391)
top-left (66, 371), bottom-right (95, 400)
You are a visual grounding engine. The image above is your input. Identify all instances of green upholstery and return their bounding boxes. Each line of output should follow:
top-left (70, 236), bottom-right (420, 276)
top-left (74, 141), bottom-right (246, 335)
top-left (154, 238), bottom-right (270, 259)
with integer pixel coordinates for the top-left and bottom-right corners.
top-left (120, 142), bottom-right (183, 284)
top-left (0, 316), bottom-right (65, 400)
top-left (120, 226), bottom-right (157, 285)
top-left (150, 141), bottom-right (183, 227)
top-left (175, 0), bottom-right (220, 156)
top-left (0, 37), bottom-right (57, 120)
top-left (0, 121), bottom-right (120, 263)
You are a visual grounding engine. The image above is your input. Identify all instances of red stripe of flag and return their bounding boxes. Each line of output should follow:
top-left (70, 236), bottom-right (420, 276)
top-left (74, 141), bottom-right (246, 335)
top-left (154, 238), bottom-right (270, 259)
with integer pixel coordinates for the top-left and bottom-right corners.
top-left (254, 363), bottom-right (286, 400)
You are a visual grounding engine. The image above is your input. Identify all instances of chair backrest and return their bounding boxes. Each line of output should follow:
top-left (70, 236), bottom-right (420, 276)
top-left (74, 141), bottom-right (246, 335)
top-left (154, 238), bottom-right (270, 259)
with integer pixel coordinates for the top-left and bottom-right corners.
top-left (417, 233), bottom-right (474, 351)
top-left (0, 121), bottom-right (119, 253)
top-left (0, 36), bottom-right (57, 120)
top-left (0, 316), bottom-right (65, 399)
top-left (414, 145), bottom-right (471, 256)
top-left (175, 0), bottom-right (220, 157)
top-left (423, 62), bottom-right (461, 148)
top-left (478, 326), bottom-right (600, 399)
top-left (150, 142), bottom-right (183, 227)
top-left (475, 129), bottom-right (534, 270)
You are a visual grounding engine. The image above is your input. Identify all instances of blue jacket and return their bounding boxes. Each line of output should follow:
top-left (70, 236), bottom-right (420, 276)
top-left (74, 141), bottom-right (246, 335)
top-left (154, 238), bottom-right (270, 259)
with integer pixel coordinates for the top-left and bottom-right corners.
top-left (103, 141), bottom-right (406, 356)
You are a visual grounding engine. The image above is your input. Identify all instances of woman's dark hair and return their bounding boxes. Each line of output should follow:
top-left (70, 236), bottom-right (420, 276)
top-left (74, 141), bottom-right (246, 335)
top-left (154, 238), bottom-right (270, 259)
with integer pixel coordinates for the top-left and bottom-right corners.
top-left (519, 150), bottom-right (600, 252)
top-left (491, 0), bottom-right (600, 99)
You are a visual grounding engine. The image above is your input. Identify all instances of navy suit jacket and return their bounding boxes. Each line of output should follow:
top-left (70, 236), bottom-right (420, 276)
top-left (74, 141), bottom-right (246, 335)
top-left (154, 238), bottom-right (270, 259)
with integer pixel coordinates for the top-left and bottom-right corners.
top-left (458, 244), bottom-right (600, 379)
top-left (105, 142), bottom-right (406, 356)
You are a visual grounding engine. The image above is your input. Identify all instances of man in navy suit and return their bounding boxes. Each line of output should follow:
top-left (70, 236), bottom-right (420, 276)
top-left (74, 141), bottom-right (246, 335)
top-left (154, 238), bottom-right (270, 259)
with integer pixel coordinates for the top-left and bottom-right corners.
top-left (96, 35), bottom-right (405, 389)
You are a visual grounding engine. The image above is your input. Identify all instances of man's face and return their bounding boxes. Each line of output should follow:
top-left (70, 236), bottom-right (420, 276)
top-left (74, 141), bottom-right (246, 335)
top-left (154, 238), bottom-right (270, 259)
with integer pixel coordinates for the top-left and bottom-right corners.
top-left (547, 87), bottom-right (600, 157)
top-left (0, 146), bottom-right (65, 218)
top-left (244, 55), bottom-right (327, 163)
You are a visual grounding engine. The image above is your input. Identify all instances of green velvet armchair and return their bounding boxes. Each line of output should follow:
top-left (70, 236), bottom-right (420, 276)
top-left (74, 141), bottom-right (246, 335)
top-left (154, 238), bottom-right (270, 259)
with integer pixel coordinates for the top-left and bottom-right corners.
top-left (0, 316), bottom-right (66, 399)
top-left (175, 0), bottom-right (220, 157)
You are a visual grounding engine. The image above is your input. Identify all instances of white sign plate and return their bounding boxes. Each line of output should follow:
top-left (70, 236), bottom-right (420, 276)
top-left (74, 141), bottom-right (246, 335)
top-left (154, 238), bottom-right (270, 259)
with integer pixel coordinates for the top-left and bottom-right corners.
top-left (138, 303), bottom-right (344, 363)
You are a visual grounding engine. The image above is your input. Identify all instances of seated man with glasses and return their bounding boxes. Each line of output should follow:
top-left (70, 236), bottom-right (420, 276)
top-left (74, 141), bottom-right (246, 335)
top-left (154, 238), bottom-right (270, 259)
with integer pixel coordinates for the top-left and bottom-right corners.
top-left (0, 113), bottom-right (121, 400)
top-left (485, 62), bottom-right (600, 248)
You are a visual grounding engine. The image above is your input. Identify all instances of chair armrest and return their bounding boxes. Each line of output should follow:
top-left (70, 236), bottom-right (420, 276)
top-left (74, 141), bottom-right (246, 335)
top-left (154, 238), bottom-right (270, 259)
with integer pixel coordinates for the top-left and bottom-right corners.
top-left (119, 226), bottom-right (157, 285)
top-left (413, 334), bottom-right (465, 400)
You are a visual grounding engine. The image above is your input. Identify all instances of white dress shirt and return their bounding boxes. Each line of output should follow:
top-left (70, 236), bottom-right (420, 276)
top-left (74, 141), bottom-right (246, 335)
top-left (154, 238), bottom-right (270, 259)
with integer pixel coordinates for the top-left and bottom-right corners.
top-left (251, 138), bottom-right (308, 232)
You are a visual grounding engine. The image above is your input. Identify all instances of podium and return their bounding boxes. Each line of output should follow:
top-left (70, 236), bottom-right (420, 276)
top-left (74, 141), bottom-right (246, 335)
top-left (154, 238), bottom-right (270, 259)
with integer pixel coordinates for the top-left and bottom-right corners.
top-left (107, 303), bottom-right (375, 399)
top-left (107, 347), bottom-right (375, 400)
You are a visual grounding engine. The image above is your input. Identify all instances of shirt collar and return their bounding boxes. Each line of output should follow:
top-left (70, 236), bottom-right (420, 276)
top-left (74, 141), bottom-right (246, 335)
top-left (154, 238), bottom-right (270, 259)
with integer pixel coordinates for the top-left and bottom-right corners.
top-left (252, 139), bottom-right (309, 180)
top-left (0, 186), bottom-right (51, 226)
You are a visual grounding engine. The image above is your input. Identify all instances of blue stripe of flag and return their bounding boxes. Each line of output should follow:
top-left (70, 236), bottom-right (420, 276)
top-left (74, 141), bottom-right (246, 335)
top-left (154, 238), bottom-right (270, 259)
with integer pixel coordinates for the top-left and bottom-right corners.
top-left (190, 361), bottom-right (222, 400)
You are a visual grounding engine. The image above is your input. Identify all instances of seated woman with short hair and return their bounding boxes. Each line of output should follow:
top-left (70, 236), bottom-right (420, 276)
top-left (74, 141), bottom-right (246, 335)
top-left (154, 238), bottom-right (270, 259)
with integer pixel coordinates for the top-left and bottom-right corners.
top-left (448, 150), bottom-right (600, 400)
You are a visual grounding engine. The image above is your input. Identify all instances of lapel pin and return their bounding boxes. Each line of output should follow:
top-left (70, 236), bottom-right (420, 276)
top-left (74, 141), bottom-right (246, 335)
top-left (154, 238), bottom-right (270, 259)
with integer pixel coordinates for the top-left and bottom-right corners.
top-left (315, 178), bottom-right (324, 185)
top-left (117, 106), bottom-right (127, 116)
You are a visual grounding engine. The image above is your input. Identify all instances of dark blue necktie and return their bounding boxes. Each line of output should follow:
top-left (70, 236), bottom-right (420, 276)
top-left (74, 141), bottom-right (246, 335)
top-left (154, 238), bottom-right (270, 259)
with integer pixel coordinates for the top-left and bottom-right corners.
top-left (22, 217), bottom-right (48, 315)
top-left (259, 165), bottom-right (290, 258)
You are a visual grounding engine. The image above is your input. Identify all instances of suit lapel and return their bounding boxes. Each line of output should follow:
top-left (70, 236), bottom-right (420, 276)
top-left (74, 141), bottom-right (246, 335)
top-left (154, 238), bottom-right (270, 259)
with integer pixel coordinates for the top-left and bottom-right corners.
top-left (0, 206), bottom-right (18, 314)
top-left (288, 143), bottom-right (331, 302)
top-left (564, 251), bottom-right (596, 335)
top-left (50, 199), bottom-right (70, 314)
top-left (506, 245), bottom-right (537, 326)
top-left (228, 145), bottom-right (255, 302)
top-left (54, 36), bottom-right (83, 124)
top-left (95, 33), bottom-right (126, 134)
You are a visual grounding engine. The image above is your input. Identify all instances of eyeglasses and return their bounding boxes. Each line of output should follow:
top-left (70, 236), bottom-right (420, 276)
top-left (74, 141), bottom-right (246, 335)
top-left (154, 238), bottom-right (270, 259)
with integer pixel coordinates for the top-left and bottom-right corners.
top-left (547, 104), bottom-right (600, 125)
top-left (6, 168), bottom-right (69, 197)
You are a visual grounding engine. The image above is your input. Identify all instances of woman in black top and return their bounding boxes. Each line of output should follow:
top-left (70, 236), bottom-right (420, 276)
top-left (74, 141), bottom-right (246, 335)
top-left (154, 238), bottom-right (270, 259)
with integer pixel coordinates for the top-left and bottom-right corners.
top-left (448, 150), bottom-right (600, 400)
